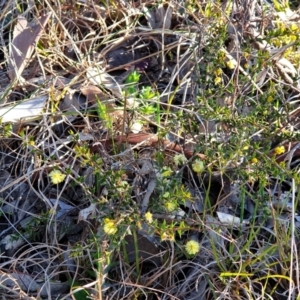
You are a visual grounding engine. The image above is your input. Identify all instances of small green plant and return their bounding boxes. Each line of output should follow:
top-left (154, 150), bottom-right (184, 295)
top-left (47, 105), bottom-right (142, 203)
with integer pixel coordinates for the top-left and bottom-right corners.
top-left (124, 70), bottom-right (140, 96)
top-left (0, 122), bottom-right (12, 138)
top-left (96, 99), bottom-right (114, 132)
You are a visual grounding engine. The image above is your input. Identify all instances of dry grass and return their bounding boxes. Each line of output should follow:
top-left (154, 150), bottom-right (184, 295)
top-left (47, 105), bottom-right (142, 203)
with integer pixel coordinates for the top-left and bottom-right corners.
top-left (0, 0), bottom-right (300, 299)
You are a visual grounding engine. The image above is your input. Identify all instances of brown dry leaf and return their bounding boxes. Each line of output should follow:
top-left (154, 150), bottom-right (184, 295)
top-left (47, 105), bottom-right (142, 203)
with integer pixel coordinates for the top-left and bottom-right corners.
top-left (81, 85), bottom-right (124, 126)
top-left (80, 85), bottom-right (110, 103)
top-left (86, 66), bottom-right (123, 98)
top-left (59, 89), bottom-right (88, 122)
top-left (7, 14), bottom-right (51, 82)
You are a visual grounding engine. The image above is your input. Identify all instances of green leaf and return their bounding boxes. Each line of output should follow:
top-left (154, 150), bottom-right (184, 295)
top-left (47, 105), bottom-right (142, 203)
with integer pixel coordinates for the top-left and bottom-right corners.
top-left (96, 99), bottom-right (113, 131)
top-left (68, 279), bottom-right (90, 300)
top-left (125, 70), bottom-right (140, 84)
top-left (140, 86), bottom-right (156, 99)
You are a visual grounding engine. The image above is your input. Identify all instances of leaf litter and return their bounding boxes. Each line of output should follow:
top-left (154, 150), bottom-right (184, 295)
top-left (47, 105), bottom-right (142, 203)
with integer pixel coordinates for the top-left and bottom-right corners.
top-left (0, 0), bottom-right (300, 299)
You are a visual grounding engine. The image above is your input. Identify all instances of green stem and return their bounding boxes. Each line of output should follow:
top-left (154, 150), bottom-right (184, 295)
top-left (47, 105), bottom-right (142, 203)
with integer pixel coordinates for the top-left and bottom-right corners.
top-left (132, 229), bottom-right (140, 278)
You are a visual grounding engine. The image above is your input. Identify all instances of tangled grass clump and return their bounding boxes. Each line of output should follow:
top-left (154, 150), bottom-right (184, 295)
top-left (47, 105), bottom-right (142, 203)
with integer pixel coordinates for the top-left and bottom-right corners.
top-left (0, 0), bottom-right (300, 299)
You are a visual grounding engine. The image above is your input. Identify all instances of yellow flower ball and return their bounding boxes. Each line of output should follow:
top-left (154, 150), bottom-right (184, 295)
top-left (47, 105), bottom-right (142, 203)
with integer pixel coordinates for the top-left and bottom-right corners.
top-left (103, 218), bottom-right (118, 235)
top-left (290, 23), bottom-right (299, 32)
top-left (214, 76), bottom-right (222, 85)
top-left (214, 68), bottom-right (223, 76)
top-left (144, 211), bottom-right (153, 224)
top-left (192, 159), bottom-right (205, 173)
top-left (226, 60), bottom-right (236, 69)
top-left (185, 240), bottom-right (200, 255)
top-left (28, 140), bottom-right (35, 146)
top-left (165, 201), bottom-right (177, 212)
top-left (251, 157), bottom-right (258, 164)
top-left (274, 146), bottom-right (285, 155)
top-left (49, 169), bottom-right (66, 184)
top-left (173, 154), bottom-right (187, 166)
top-left (243, 52), bottom-right (250, 59)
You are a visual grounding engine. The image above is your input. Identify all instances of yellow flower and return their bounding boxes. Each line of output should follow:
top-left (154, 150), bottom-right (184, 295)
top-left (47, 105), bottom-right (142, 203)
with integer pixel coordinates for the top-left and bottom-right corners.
top-left (290, 23), bottom-right (299, 32)
top-left (274, 146), bottom-right (285, 155)
top-left (272, 38), bottom-right (281, 47)
top-left (144, 211), bottom-right (153, 224)
top-left (49, 169), bottom-right (66, 184)
top-left (136, 220), bottom-right (142, 230)
top-left (165, 201), bottom-right (177, 212)
top-left (192, 159), bottom-right (205, 173)
top-left (173, 154), bottom-right (187, 166)
top-left (267, 95), bottom-right (274, 102)
top-left (160, 231), bottom-right (175, 241)
top-left (103, 218), bottom-right (118, 235)
top-left (243, 52), bottom-right (250, 59)
top-left (214, 76), bottom-right (222, 85)
top-left (226, 59), bottom-right (236, 69)
top-left (185, 240), bottom-right (200, 255)
top-left (251, 157), bottom-right (258, 164)
top-left (28, 140), bottom-right (35, 146)
top-left (214, 68), bottom-right (223, 76)
top-left (180, 185), bottom-right (192, 200)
